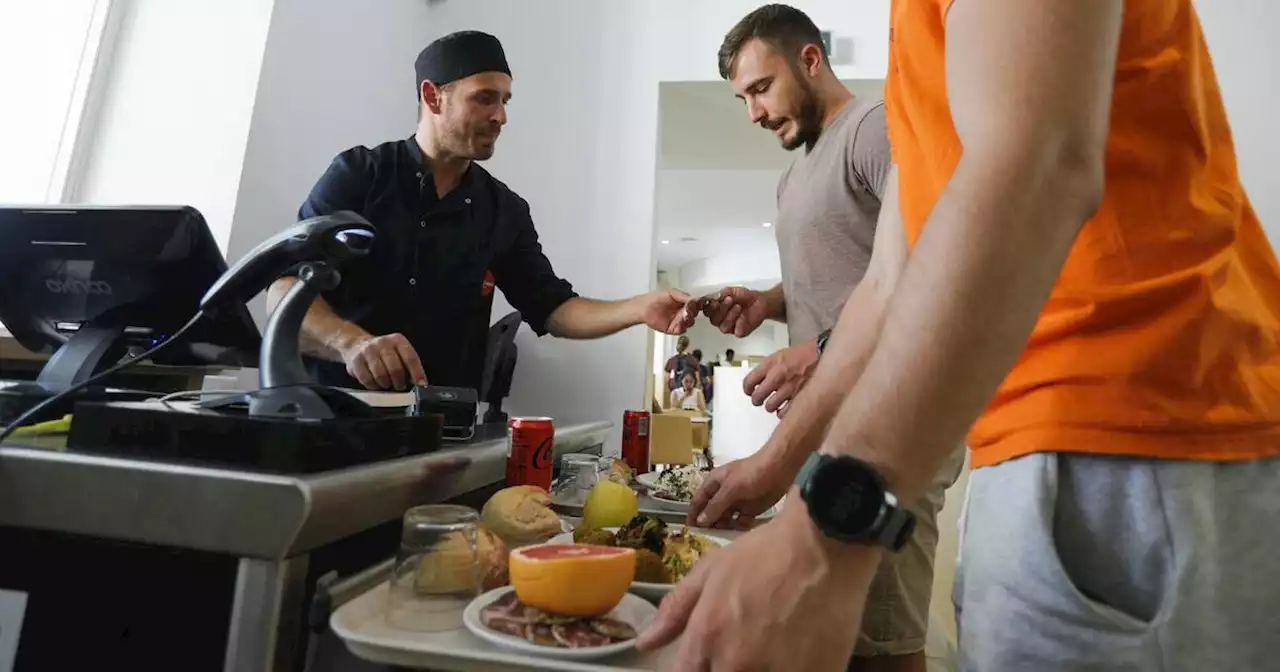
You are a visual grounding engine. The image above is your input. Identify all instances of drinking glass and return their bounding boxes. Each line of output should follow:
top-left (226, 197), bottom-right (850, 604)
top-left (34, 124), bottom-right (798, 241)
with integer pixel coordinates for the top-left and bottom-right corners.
top-left (386, 504), bottom-right (481, 632)
top-left (558, 452), bottom-right (602, 504)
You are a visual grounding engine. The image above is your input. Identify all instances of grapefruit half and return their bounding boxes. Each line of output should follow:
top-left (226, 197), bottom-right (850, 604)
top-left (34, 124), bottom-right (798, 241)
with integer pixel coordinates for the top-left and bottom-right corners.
top-left (509, 543), bottom-right (637, 617)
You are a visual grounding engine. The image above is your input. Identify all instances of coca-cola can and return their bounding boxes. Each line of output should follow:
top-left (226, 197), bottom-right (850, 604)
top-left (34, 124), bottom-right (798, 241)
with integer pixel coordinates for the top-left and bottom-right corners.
top-left (506, 417), bottom-right (554, 490)
top-left (621, 410), bottom-right (651, 473)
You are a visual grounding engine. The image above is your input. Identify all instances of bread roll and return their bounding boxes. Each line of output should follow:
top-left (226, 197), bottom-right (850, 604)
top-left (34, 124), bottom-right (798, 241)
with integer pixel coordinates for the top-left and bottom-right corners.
top-left (414, 524), bottom-right (508, 594)
top-left (481, 485), bottom-right (563, 547)
top-left (607, 459), bottom-right (634, 486)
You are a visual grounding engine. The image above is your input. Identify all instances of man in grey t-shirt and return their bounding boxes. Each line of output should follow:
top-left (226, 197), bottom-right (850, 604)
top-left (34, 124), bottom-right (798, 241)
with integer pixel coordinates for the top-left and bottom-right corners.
top-left (694, 6), bottom-right (961, 670)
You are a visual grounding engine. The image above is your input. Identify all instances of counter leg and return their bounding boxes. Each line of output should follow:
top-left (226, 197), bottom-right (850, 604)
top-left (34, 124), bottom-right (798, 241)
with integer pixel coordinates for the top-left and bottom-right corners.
top-left (224, 556), bottom-right (310, 672)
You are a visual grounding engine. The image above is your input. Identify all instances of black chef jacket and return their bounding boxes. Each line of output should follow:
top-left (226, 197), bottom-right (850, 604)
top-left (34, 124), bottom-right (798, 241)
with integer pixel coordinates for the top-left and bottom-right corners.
top-left (296, 136), bottom-right (578, 390)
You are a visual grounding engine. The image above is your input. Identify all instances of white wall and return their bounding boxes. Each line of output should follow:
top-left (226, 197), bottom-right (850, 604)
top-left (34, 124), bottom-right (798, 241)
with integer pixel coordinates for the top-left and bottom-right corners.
top-left (654, 168), bottom-right (781, 271)
top-left (1196, 1), bottom-right (1280, 243)
top-left (676, 251), bottom-right (782, 296)
top-left (225, 0), bottom-right (433, 278)
top-left (0, 1), bottom-right (102, 204)
top-left (639, 0), bottom-right (891, 83)
top-left (74, 0), bottom-right (273, 252)
top-left (683, 319), bottom-right (788, 365)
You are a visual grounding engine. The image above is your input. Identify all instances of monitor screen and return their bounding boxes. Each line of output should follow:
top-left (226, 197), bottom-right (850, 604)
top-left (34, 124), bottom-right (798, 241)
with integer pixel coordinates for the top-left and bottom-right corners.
top-left (0, 205), bottom-right (259, 369)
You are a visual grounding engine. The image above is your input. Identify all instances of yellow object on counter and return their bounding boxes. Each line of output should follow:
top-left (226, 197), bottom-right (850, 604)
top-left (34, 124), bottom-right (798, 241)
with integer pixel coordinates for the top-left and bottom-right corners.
top-left (6, 414), bottom-right (73, 437)
top-left (582, 480), bottom-right (639, 530)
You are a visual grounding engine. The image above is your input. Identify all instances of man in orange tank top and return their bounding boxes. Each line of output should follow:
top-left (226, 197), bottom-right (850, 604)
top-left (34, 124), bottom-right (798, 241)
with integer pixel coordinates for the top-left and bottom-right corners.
top-left (640, 1), bottom-right (1280, 670)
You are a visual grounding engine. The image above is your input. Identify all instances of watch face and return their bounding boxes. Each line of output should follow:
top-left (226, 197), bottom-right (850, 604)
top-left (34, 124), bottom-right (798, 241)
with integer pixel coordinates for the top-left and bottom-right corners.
top-left (809, 458), bottom-right (884, 534)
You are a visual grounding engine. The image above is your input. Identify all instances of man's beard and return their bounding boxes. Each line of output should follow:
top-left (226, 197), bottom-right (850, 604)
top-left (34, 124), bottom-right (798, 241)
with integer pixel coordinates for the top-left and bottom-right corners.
top-left (783, 83), bottom-right (824, 152)
top-left (446, 125), bottom-right (498, 161)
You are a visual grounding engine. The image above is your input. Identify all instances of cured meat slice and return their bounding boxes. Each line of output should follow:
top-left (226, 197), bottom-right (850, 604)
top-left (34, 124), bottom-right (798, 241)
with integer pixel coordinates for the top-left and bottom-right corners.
top-left (526, 623), bottom-right (559, 646)
top-left (482, 614), bottom-right (529, 638)
top-left (588, 617), bottom-right (637, 641)
top-left (551, 623), bottom-right (612, 648)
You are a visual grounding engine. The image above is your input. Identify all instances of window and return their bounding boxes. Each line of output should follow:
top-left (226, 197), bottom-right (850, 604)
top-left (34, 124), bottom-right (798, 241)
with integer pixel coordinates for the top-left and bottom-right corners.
top-left (0, 0), bottom-right (116, 204)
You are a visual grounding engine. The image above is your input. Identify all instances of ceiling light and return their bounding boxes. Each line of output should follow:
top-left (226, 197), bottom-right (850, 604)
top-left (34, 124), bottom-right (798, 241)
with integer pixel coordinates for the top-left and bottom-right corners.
top-left (661, 240), bottom-right (670, 245)
top-left (762, 222), bottom-right (772, 228)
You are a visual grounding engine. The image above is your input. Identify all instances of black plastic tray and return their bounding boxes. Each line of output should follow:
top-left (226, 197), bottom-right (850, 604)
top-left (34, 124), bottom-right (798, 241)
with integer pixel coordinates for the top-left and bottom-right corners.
top-left (66, 400), bottom-right (444, 473)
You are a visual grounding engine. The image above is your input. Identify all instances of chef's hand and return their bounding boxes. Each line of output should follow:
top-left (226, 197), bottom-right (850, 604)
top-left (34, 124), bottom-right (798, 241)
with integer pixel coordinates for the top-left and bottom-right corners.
top-left (639, 497), bottom-right (877, 671)
top-left (687, 450), bottom-right (792, 529)
top-left (702, 287), bottom-right (772, 337)
top-left (340, 333), bottom-right (428, 391)
top-left (745, 339), bottom-right (820, 415)
top-left (641, 289), bottom-right (700, 335)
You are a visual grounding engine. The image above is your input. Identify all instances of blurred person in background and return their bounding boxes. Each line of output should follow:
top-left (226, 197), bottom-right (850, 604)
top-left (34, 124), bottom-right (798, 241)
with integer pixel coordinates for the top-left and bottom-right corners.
top-left (670, 369), bottom-right (709, 414)
top-left (665, 335), bottom-right (699, 392)
top-left (691, 348), bottom-right (713, 402)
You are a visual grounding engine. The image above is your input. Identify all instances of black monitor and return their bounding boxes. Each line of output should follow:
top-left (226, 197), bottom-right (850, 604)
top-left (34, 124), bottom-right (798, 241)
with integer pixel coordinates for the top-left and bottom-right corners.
top-left (479, 310), bottom-right (521, 425)
top-left (0, 205), bottom-right (260, 401)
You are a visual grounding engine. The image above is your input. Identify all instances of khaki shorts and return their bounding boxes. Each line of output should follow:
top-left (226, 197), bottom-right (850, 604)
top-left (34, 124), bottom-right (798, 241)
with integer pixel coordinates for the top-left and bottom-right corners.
top-left (854, 447), bottom-right (964, 658)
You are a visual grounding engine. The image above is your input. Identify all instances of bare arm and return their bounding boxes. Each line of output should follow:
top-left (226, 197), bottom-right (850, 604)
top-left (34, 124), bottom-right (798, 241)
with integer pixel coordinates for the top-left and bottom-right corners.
top-left (266, 277), bottom-right (369, 362)
top-left (759, 283), bottom-right (787, 322)
top-left (546, 296), bottom-right (646, 339)
top-left (757, 165), bottom-right (907, 475)
top-left (546, 291), bottom-right (696, 339)
top-left (820, 0), bottom-right (1120, 499)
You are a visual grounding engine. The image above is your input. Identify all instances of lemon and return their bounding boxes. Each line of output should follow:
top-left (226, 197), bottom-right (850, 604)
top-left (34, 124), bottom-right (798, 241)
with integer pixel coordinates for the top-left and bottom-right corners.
top-left (582, 480), bottom-right (639, 530)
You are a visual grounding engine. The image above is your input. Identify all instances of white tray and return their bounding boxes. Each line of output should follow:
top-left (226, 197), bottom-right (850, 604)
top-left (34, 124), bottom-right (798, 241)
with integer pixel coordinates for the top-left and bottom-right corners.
top-left (331, 583), bottom-right (681, 671)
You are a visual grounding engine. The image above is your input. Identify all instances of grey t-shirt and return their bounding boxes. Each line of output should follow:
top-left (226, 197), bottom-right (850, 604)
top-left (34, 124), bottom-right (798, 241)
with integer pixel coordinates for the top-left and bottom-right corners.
top-left (775, 98), bottom-right (891, 344)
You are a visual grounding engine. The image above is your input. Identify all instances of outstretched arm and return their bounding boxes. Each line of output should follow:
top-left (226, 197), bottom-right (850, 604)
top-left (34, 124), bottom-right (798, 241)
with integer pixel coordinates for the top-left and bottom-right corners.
top-left (546, 292), bottom-right (698, 339)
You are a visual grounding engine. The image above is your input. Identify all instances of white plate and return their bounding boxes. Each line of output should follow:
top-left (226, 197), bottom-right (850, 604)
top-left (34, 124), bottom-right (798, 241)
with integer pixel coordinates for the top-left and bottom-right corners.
top-left (646, 492), bottom-right (691, 512)
top-left (634, 472), bottom-right (660, 490)
top-left (462, 587), bottom-right (657, 661)
top-left (546, 526), bottom-right (731, 601)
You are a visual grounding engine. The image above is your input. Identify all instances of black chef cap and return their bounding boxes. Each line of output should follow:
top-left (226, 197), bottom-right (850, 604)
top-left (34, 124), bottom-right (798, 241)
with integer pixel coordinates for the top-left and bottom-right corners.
top-left (414, 31), bottom-right (511, 98)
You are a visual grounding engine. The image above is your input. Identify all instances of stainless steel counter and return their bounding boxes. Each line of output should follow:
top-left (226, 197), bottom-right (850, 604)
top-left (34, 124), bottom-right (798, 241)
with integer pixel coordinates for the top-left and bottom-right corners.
top-left (0, 421), bottom-right (612, 560)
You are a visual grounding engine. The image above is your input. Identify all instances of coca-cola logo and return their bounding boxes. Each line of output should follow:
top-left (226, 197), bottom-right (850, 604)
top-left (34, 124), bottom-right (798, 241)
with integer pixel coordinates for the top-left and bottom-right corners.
top-left (531, 437), bottom-right (553, 469)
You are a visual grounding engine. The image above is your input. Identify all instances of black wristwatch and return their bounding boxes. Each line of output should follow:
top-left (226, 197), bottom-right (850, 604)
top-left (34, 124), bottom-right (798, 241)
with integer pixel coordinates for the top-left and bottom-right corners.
top-left (816, 328), bottom-right (832, 358)
top-left (794, 453), bottom-right (916, 551)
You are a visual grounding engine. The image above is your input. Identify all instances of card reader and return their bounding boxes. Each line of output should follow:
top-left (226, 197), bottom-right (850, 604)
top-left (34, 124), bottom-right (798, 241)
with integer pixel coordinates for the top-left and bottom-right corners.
top-left (412, 386), bottom-right (477, 440)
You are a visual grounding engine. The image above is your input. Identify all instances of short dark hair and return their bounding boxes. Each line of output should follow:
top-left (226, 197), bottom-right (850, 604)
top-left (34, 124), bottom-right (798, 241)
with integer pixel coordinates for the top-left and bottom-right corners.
top-left (718, 4), bottom-right (827, 80)
top-left (692, 349), bottom-right (703, 361)
top-left (726, 348), bottom-right (736, 358)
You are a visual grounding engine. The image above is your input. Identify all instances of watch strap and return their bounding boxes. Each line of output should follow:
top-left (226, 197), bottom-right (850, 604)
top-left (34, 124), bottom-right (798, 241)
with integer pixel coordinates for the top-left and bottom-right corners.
top-left (873, 493), bottom-right (917, 552)
top-left (795, 450), bottom-right (824, 489)
top-left (816, 329), bottom-right (832, 357)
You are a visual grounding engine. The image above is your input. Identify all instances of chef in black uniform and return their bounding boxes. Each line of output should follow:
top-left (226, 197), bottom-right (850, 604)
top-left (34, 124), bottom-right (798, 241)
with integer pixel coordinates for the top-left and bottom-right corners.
top-left (268, 31), bottom-right (697, 390)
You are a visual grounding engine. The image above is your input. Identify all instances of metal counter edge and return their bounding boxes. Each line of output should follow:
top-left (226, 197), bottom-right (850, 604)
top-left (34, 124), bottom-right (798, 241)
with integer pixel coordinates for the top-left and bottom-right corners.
top-left (0, 421), bottom-right (612, 559)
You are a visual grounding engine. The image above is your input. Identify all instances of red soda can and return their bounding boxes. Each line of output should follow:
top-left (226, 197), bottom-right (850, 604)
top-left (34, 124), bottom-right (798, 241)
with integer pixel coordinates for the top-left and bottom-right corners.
top-left (621, 410), bottom-right (651, 473)
top-left (506, 417), bottom-right (555, 490)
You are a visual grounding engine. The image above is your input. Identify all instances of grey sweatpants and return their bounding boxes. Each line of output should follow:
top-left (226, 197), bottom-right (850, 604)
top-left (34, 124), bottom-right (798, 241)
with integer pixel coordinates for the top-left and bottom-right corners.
top-left (955, 451), bottom-right (1280, 671)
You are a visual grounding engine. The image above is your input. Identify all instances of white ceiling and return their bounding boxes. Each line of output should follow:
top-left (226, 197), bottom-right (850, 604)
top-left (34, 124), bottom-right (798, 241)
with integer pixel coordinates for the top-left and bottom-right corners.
top-left (653, 79), bottom-right (885, 274)
top-left (654, 169), bottom-right (780, 270)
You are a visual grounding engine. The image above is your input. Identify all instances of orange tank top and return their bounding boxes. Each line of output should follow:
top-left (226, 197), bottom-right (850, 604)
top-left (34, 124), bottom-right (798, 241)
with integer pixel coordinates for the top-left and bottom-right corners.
top-left (886, 0), bottom-right (1280, 468)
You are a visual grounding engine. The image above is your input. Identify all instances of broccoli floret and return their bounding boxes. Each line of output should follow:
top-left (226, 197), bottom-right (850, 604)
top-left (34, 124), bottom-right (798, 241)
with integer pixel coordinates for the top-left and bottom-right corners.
top-left (615, 515), bottom-right (667, 555)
